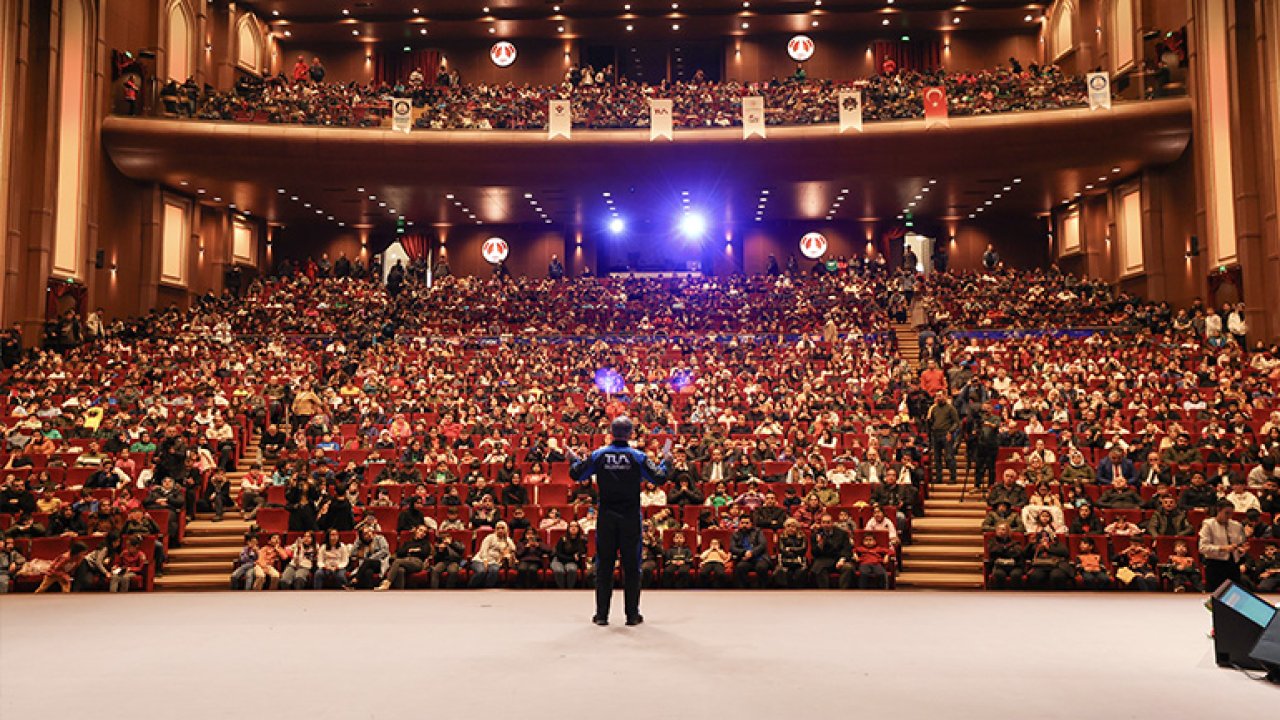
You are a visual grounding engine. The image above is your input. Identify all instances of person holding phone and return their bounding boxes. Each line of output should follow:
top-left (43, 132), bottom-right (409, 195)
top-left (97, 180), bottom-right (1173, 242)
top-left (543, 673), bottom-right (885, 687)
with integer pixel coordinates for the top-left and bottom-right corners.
top-left (568, 416), bottom-right (669, 626)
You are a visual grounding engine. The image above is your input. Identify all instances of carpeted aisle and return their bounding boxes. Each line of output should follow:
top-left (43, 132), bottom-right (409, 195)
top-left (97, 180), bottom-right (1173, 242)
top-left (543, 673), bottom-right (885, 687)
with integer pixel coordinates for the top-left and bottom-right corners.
top-left (1, 591), bottom-right (1273, 719)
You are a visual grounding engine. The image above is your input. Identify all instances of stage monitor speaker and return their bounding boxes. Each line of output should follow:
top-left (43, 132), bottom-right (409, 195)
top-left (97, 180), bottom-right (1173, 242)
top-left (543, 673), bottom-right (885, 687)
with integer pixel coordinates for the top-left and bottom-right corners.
top-left (1249, 613), bottom-right (1280, 683)
top-left (1210, 580), bottom-right (1276, 670)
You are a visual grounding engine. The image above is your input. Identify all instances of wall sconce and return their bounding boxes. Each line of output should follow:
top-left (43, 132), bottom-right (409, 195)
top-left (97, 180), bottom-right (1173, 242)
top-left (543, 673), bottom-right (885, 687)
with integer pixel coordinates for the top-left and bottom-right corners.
top-left (1185, 235), bottom-right (1200, 258)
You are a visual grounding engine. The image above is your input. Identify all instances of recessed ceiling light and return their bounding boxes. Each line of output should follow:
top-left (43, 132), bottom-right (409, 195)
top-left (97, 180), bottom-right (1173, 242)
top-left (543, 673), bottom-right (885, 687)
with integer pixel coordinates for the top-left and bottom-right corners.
top-left (953, 17), bottom-right (961, 24)
top-left (420, 29), bottom-right (427, 35)
top-left (488, 27), bottom-right (496, 34)
top-left (1024, 14), bottom-right (1034, 22)
top-left (1112, 167), bottom-right (1122, 173)
top-left (558, 26), bottom-right (564, 32)
top-left (1003, 186), bottom-right (1012, 191)
top-left (811, 20), bottom-right (819, 27)
top-left (283, 30), bottom-right (291, 37)
top-left (356, 187), bottom-right (365, 192)
top-left (882, 19), bottom-right (890, 25)
top-left (672, 23), bottom-right (680, 30)
top-left (213, 196), bottom-right (222, 202)
top-left (446, 194), bottom-right (455, 199)
top-left (994, 193), bottom-right (1002, 198)
top-left (1013, 178), bottom-right (1022, 183)
top-left (984, 200), bottom-right (992, 205)
top-left (342, 9), bottom-right (349, 16)
top-left (352, 30), bottom-right (359, 36)
top-left (742, 22), bottom-right (749, 29)
top-left (626, 25), bottom-right (633, 31)
top-left (413, 8), bottom-right (420, 14)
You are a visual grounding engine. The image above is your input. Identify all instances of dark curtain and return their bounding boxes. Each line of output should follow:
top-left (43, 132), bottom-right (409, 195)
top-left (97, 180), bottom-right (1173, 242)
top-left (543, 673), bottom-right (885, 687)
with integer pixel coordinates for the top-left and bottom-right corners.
top-left (373, 49), bottom-right (442, 86)
top-left (873, 40), bottom-right (942, 73)
top-left (400, 235), bottom-right (431, 260)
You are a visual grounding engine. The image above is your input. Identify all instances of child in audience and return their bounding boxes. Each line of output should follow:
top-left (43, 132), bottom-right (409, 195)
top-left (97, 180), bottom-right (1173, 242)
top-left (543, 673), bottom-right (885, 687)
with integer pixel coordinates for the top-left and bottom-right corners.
top-left (699, 538), bottom-right (731, 588)
top-left (34, 541), bottom-right (88, 593)
top-left (1162, 540), bottom-right (1203, 592)
top-left (1113, 538), bottom-right (1159, 591)
top-left (110, 535), bottom-right (147, 593)
top-left (1074, 537), bottom-right (1111, 590)
top-left (854, 533), bottom-right (891, 589)
top-left (231, 533), bottom-right (259, 590)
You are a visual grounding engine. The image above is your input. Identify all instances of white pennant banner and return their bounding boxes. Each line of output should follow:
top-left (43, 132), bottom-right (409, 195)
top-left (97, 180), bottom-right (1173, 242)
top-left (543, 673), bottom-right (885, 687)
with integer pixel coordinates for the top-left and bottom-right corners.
top-left (548, 99), bottom-right (571, 139)
top-left (1087, 72), bottom-right (1112, 110)
top-left (838, 90), bottom-right (863, 133)
top-left (391, 99), bottom-right (412, 134)
top-left (742, 96), bottom-right (766, 139)
top-left (649, 98), bottom-right (673, 141)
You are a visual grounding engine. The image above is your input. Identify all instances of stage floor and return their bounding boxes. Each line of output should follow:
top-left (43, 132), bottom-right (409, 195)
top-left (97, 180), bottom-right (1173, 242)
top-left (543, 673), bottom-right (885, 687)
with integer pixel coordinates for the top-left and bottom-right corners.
top-left (1, 590), bottom-right (1273, 719)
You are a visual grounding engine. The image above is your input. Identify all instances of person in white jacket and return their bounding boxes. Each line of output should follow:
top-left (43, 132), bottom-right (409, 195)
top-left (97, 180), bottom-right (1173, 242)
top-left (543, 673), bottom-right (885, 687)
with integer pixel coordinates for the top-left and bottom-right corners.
top-left (469, 521), bottom-right (516, 588)
top-left (313, 529), bottom-right (350, 589)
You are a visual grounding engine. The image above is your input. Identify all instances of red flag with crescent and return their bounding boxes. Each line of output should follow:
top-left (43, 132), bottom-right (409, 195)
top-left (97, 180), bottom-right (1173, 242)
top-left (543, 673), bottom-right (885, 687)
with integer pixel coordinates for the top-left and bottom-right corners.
top-left (923, 86), bottom-right (948, 127)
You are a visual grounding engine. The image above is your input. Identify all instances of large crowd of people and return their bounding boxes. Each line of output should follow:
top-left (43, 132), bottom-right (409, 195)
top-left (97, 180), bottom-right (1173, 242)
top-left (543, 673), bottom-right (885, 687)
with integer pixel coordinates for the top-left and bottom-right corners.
top-left (184, 62), bottom-right (1091, 130)
top-left (1, 251), bottom-right (1277, 593)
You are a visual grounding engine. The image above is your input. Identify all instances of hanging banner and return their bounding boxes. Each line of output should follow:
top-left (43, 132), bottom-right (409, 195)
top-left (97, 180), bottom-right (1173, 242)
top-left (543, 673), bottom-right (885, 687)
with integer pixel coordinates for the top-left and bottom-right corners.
top-left (800, 232), bottom-right (828, 259)
top-left (787, 35), bottom-right (815, 62)
top-left (548, 99), bottom-right (571, 139)
top-left (838, 90), bottom-right (863, 133)
top-left (490, 42), bottom-right (518, 67)
top-left (391, 98), bottom-right (412, 133)
top-left (742, 96), bottom-right (766, 139)
top-left (649, 98), bottom-right (673, 141)
top-left (482, 237), bottom-right (510, 264)
top-left (923, 86), bottom-right (949, 128)
top-left (1087, 72), bottom-right (1112, 110)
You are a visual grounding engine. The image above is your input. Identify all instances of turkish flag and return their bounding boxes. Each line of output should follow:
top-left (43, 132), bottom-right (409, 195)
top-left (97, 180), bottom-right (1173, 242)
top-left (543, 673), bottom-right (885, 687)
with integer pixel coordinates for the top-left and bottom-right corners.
top-left (923, 86), bottom-right (948, 128)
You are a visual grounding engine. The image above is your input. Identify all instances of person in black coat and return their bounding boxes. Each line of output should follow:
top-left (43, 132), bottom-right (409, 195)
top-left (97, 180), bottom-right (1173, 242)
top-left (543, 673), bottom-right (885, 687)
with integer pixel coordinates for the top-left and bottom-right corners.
top-left (729, 516), bottom-right (770, 588)
top-left (396, 498), bottom-right (427, 532)
top-left (378, 525), bottom-right (434, 590)
top-left (810, 514), bottom-right (852, 589)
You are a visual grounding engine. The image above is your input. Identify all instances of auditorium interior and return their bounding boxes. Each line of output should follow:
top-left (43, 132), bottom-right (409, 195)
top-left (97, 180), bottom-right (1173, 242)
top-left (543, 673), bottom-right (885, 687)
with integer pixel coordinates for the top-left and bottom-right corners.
top-left (2, 0), bottom-right (1280, 717)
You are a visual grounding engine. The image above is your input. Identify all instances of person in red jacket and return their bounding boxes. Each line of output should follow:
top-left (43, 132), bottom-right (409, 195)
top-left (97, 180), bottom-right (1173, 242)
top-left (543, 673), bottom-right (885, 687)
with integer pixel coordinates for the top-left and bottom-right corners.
top-left (110, 535), bottom-right (147, 593)
top-left (854, 533), bottom-right (891, 589)
top-left (292, 56), bottom-right (309, 83)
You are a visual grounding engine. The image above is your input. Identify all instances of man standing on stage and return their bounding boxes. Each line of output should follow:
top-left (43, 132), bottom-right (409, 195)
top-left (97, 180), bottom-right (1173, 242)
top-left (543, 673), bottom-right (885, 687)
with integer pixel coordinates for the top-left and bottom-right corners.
top-left (570, 417), bottom-right (668, 626)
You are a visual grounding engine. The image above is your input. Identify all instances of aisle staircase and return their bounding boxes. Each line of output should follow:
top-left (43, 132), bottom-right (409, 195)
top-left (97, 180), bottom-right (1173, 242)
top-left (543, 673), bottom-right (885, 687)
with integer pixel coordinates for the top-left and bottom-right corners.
top-left (892, 321), bottom-right (986, 590)
top-left (154, 433), bottom-right (261, 591)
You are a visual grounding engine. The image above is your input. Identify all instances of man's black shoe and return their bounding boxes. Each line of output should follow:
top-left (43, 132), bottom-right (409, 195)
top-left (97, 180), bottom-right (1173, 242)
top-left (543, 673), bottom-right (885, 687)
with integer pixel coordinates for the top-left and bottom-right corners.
top-left (625, 615), bottom-right (644, 626)
top-left (592, 615), bottom-right (609, 626)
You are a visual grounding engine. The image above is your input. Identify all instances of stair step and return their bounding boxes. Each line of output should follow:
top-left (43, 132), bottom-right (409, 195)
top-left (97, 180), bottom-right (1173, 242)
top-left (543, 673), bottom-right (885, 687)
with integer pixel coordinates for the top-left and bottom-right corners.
top-left (895, 571), bottom-right (984, 589)
top-left (911, 532), bottom-right (984, 547)
top-left (925, 500), bottom-right (989, 510)
top-left (912, 517), bottom-right (982, 531)
top-left (153, 573), bottom-right (233, 591)
top-left (901, 559), bottom-right (985, 573)
top-left (169, 545), bottom-right (242, 561)
top-left (922, 508), bottom-right (986, 519)
top-left (903, 544), bottom-right (983, 559)
top-left (180, 534), bottom-right (250, 547)
top-left (186, 519), bottom-right (253, 536)
top-left (165, 560), bottom-right (233, 575)
top-left (194, 511), bottom-right (245, 521)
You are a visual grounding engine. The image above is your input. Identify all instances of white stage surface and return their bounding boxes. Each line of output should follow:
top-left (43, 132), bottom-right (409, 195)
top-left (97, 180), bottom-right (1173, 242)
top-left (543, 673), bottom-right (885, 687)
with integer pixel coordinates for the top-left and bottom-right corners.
top-left (1, 590), bottom-right (1274, 719)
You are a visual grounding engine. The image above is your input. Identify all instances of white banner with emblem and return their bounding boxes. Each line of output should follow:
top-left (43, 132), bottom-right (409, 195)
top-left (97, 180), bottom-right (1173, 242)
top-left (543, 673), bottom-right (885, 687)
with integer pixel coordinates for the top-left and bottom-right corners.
top-left (391, 98), bottom-right (412, 133)
top-left (742, 96), bottom-right (766, 139)
top-left (1087, 72), bottom-right (1112, 110)
top-left (838, 90), bottom-right (862, 133)
top-left (649, 98), bottom-right (673, 141)
top-left (548, 99), bottom-right (572, 139)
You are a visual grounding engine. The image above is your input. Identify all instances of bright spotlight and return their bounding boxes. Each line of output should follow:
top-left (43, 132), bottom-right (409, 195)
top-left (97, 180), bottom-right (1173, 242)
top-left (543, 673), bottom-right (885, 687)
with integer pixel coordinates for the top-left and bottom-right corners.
top-left (679, 211), bottom-right (707, 238)
top-left (608, 217), bottom-right (626, 234)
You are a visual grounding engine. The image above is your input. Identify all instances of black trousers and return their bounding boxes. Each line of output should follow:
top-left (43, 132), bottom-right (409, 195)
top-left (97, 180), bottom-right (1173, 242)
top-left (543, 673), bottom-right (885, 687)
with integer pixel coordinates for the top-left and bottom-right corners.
top-left (1204, 558), bottom-right (1241, 592)
top-left (595, 508), bottom-right (642, 620)
top-left (972, 450), bottom-right (997, 488)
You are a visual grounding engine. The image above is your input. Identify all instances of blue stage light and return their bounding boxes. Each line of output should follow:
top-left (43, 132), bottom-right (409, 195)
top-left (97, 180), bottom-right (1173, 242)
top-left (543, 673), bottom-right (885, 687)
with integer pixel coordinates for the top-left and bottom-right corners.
top-left (679, 211), bottom-right (707, 238)
top-left (608, 217), bottom-right (626, 234)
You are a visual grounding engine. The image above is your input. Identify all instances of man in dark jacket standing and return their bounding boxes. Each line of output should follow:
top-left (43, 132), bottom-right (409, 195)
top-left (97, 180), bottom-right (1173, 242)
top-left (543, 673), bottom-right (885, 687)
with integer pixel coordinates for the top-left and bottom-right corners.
top-left (927, 393), bottom-right (960, 485)
top-left (570, 417), bottom-right (668, 626)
